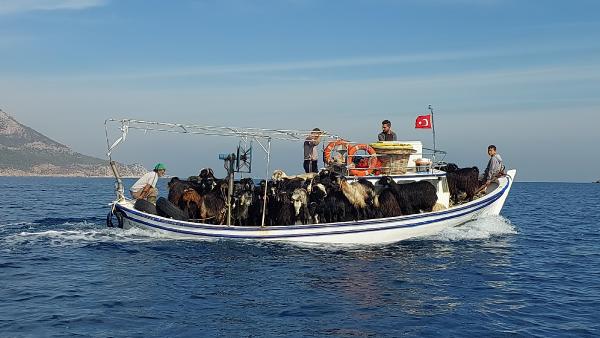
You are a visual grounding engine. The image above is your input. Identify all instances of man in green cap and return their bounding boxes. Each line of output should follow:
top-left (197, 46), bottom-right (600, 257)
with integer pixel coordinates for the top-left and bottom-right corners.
top-left (130, 163), bottom-right (166, 204)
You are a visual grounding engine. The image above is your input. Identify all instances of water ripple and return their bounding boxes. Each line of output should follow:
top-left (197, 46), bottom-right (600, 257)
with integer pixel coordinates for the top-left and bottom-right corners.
top-left (0, 179), bottom-right (599, 337)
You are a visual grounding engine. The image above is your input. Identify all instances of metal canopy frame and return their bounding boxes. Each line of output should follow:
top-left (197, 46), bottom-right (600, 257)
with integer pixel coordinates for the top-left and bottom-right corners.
top-left (105, 118), bottom-right (343, 156)
top-left (104, 118), bottom-right (343, 226)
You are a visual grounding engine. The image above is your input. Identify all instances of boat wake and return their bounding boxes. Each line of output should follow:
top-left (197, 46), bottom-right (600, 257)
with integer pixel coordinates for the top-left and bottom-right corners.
top-left (1, 222), bottom-right (176, 248)
top-left (425, 215), bottom-right (517, 242)
top-left (1, 215), bottom-right (517, 249)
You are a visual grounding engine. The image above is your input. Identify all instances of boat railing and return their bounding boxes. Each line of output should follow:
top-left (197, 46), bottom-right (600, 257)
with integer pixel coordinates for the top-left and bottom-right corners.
top-left (322, 141), bottom-right (447, 177)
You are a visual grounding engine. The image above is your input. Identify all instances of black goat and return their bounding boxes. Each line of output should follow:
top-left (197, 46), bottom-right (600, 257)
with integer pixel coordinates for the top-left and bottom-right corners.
top-left (168, 177), bottom-right (202, 210)
top-left (444, 164), bottom-right (480, 204)
top-left (248, 180), bottom-right (268, 226)
top-left (376, 187), bottom-right (403, 218)
top-left (308, 183), bottom-right (327, 224)
top-left (323, 190), bottom-right (350, 223)
top-left (198, 180), bottom-right (228, 224)
top-left (231, 191), bottom-right (253, 226)
top-left (377, 176), bottom-right (438, 215)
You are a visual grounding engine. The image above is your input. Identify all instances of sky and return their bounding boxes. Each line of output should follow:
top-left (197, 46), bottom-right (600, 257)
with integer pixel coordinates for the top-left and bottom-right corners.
top-left (0, 0), bottom-right (599, 182)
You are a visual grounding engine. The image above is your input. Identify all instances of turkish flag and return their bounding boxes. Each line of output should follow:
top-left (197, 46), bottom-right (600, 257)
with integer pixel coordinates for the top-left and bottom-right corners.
top-left (415, 114), bottom-right (432, 129)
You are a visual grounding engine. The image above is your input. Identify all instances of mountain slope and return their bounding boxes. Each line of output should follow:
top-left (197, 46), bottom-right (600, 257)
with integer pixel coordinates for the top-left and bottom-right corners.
top-left (0, 109), bottom-right (146, 177)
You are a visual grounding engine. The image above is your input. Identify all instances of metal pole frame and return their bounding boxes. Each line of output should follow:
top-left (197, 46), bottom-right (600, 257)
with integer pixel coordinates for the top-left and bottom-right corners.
top-left (261, 139), bottom-right (272, 227)
top-left (104, 118), bottom-right (344, 226)
top-left (428, 104), bottom-right (437, 167)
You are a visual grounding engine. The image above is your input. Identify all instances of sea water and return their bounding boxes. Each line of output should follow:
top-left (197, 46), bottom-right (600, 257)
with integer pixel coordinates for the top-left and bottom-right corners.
top-left (0, 177), bottom-right (598, 337)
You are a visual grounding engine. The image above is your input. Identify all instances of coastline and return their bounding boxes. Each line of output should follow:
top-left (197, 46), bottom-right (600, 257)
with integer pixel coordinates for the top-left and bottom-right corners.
top-left (0, 164), bottom-right (147, 178)
top-left (0, 174), bottom-right (140, 178)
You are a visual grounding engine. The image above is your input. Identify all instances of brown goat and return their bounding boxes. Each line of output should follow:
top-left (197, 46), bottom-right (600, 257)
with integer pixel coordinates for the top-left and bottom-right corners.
top-left (181, 188), bottom-right (203, 220)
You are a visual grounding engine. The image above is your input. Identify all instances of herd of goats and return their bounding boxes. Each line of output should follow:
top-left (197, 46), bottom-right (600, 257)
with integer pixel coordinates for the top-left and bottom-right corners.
top-left (136, 165), bottom-right (482, 226)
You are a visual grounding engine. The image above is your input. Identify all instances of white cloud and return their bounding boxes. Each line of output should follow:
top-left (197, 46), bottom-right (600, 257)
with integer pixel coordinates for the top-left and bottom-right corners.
top-left (0, 0), bottom-right (108, 14)
top-left (35, 41), bottom-right (597, 82)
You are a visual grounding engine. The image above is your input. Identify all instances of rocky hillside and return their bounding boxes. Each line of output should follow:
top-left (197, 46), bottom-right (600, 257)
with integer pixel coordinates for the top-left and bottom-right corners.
top-left (0, 109), bottom-right (146, 177)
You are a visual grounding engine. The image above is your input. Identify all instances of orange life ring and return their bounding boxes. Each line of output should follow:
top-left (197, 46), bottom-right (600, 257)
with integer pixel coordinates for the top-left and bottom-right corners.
top-left (323, 140), bottom-right (349, 163)
top-left (347, 144), bottom-right (380, 176)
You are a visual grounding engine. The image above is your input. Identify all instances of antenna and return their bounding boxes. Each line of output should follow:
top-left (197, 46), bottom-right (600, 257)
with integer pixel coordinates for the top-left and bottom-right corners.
top-left (428, 104), bottom-right (437, 165)
top-left (236, 141), bottom-right (253, 173)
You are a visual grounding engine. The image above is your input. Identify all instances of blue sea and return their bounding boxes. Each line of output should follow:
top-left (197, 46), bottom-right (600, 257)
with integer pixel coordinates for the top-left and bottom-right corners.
top-left (1, 177), bottom-right (598, 337)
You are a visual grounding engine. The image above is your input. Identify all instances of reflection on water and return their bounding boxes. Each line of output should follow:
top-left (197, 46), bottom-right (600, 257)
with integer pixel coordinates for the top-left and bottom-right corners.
top-left (302, 229), bottom-right (518, 321)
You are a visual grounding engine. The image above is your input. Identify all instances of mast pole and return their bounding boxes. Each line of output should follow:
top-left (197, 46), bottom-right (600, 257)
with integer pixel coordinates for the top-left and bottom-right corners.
top-left (428, 104), bottom-right (436, 166)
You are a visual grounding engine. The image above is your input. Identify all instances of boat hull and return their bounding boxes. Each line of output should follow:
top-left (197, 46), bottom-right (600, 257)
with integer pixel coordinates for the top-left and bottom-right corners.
top-left (114, 170), bottom-right (516, 244)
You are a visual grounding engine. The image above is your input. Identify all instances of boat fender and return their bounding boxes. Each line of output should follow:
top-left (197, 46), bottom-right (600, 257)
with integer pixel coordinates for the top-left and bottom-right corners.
top-left (156, 197), bottom-right (188, 221)
top-left (347, 144), bottom-right (380, 176)
top-left (106, 209), bottom-right (124, 228)
top-left (134, 199), bottom-right (158, 215)
top-left (106, 211), bottom-right (113, 228)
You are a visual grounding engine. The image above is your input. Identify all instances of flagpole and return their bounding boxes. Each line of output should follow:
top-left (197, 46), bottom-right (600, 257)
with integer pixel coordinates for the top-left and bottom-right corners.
top-left (428, 104), bottom-right (436, 167)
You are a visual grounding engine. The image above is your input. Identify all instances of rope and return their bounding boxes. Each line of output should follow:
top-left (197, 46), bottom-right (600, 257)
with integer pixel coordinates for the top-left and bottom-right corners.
top-left (187, 216), bottom-right (216, 222)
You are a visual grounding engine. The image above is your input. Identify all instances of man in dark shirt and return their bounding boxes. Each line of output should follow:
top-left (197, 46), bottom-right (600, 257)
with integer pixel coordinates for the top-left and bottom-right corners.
top-left (378, 119), bottom-right (397, 141)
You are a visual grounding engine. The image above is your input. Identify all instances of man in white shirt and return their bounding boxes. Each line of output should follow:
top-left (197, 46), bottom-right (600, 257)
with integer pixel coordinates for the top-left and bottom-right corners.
top-left (130, 163), bottom-right (166, 204)
top-left (303, 128), bottom-right (323, 173)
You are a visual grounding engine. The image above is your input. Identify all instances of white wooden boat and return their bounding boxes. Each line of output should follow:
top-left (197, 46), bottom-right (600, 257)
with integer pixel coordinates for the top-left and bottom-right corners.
top-left (110, 170), bottom-right (515, 244)
top-left (105, 118), bottom-right (515, 245)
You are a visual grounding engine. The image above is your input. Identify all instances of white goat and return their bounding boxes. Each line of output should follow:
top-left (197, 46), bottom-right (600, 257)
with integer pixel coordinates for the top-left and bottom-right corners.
top-left (291, 188), bottom-right (309, 224)
top-left (272, 169), bottom-right (318, 181)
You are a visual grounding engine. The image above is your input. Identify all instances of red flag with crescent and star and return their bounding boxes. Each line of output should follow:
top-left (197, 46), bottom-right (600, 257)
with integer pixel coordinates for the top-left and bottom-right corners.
top-left (415, 114), bottom-right (432, 129)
